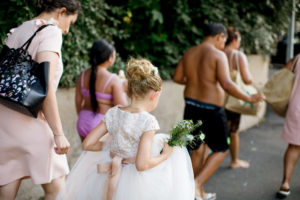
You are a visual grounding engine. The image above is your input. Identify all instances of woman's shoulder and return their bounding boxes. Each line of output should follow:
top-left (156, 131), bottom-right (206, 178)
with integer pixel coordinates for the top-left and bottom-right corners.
top-left (12, 19), bottom-right (61, 37)
top-left (233, 50), bottom-right (246, 60)
top-left (106, 72), bottom-right (121, 84)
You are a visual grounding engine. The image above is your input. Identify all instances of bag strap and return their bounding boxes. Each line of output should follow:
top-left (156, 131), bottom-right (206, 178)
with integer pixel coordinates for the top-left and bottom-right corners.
top-left (229, 51), bottom-right (235, 70)
top-left (20, 24), bottom-right (52, 50)
top-left (229, 50), bottom-right (240, 72)
top-left (234, 50), bottom-right (240, 73)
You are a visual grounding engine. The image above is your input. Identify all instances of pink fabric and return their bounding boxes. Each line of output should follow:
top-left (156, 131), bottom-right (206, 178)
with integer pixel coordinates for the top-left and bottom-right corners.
top-left (0, 19), bottom-right (69, 186)
top-left (76, 110), bottom-right (104, 137)
top-left (282, 59), bottom-right (300, 146)
top-left (80, 71), bottom-right (114, 100)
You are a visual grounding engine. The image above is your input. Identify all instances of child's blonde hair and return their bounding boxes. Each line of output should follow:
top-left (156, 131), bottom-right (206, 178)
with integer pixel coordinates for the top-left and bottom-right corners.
top-left (126, 58), bottom-right (162, 99)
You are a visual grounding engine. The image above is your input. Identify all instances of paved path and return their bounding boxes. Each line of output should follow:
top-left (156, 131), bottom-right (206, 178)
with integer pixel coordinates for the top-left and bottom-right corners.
top-left (205, 106), bottom-right (300, 200)
top-left (16, 101), bottom-right (300, 200)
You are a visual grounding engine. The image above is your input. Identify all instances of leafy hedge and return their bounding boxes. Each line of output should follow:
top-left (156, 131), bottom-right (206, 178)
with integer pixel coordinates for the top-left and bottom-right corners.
top-left (0, 0), bottom-right (295, 87)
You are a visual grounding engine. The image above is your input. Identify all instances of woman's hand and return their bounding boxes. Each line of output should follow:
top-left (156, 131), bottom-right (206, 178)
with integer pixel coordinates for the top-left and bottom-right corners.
top-left (54, 135), bottom-right (70, 154)
top-left (161, 142), bottom-right (173, 157)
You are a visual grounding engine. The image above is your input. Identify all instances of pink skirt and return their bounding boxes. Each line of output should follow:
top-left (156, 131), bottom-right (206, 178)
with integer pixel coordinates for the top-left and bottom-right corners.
top-left (0, 104), bottom-right (69, 185)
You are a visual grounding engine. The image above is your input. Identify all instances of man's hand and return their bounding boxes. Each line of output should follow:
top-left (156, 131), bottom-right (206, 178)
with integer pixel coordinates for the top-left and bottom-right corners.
top-left (248, 93), bottom-right (265, 103)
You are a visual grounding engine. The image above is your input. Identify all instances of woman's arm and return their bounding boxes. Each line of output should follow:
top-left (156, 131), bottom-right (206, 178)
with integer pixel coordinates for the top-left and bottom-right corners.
top-left (173, 58), bottom-right (187, 85)
top-left (36, 51), bottom-right (70, 155)
top-left (135, 131), bottom-right (173, 171)
top-left (75, 75), bottom-right (84, 114)
top-left (82, 120), bottom-right (108, 151)
top-left (238, 52), bottom-right (253, 85)
top-left (112, 77), bottom-right (127, 106)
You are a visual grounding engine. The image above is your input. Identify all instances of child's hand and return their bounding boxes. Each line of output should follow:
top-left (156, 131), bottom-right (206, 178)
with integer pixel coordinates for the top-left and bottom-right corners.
top-left (162, 142), bottom-right (173, 157)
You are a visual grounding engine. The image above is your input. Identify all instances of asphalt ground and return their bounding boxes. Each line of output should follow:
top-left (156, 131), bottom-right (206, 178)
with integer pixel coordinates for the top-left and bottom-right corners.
top-left (205, 106), bottom-right (300, 200)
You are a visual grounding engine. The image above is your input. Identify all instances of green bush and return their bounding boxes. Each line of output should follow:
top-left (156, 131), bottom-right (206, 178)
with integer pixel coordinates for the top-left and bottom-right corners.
top-left (0, 0), bottom-right (295, 87)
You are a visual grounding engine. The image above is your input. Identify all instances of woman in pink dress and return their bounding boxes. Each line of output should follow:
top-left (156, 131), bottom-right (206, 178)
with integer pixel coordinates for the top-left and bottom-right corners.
top-left (277, 55), bottom-right (300, 198)
top-left (0, 0), bottom-right (80, 199)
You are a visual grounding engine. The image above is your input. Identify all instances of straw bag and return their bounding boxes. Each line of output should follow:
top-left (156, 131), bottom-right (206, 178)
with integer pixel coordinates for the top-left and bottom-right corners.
top-left (0, 25), bottom-right (50, 118)
top-left (262, 55), bottom-right (299, 117)
top-left (224, 51), bottom-right (261, 115)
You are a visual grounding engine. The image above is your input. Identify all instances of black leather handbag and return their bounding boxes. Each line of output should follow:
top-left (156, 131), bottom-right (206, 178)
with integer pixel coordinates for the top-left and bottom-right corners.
top-left (0, 24), bottom-right (51, 118)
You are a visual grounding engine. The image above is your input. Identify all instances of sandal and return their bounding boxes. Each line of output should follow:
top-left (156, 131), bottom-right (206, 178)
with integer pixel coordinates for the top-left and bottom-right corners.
top-left (195, 196), bottom-right (203, 200)
top-left (276, 188), bottom-right (290, 199)
top-left (204, 193), bottom-right (216, 200)
top-left (195, 193), bottom-right (216, 200)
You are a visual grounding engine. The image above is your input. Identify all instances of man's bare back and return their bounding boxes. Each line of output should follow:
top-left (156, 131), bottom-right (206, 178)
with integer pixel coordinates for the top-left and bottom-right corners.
top-left (173, 22), bottom-right (264, 199)
top-left (175, 42), bottom-right (229, 107)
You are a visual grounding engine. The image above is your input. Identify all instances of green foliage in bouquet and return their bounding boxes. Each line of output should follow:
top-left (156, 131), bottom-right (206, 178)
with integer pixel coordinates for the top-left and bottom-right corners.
top-left (168, 120), bottom-right (205, 147)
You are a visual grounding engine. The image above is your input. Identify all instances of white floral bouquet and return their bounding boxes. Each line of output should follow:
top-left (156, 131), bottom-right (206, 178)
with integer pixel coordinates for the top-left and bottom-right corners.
top-left (167, 120), bottom-right (205, 147)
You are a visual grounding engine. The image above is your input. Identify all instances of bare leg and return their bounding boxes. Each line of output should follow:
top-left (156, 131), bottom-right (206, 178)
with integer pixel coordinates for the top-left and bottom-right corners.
top-left (42, 176), bottom-right (65, 200)
top-left (230, 131), bottom-right (249, 168)
top-left (106, 157), bottom-right (123, 200)
top-left (191, 144), bottom-right (206, 197)
top-left (195, 150), bottom-right (228, 198)
top-left (0, 179), bottom-right (22, 200)
top-left (191, 144), bottom-right (206, 177)
top-left (191, 144), bottom-right (210, 197)
top-left (280, 144), bottom-right (300, 190)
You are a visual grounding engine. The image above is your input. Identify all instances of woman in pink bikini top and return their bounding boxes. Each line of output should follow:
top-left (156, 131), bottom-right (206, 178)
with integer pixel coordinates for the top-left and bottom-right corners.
top-left (75, 39), bottom-right (127, 141)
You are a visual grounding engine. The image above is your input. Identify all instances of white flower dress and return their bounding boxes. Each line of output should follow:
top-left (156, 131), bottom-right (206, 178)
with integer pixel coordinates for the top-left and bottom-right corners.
top-left (57, 106), bottom-right (195, 200)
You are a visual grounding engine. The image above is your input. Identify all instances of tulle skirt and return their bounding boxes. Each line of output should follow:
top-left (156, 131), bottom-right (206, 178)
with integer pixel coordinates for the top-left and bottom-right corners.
top-left (57, 133), bottom-right (195, 200)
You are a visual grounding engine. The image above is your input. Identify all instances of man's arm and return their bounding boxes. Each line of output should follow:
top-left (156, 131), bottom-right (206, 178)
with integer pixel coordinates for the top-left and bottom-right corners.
top-left (173, 58), bottom-right (186, 84)
top-left (216, 52), bottom-right (262, 103)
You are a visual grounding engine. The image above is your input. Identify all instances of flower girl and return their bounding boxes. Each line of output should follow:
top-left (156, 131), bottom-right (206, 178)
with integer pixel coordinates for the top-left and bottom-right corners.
top-left (57, 58), bottom-right (194, 200)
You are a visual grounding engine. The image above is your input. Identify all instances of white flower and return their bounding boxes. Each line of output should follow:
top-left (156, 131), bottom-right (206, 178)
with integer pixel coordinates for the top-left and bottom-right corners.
top-left (200, 133), bottom-right (205, 141)
top-left (151, 65), bottom-right (159, 75)
top-left (186, 135), bottom-right (194, 142)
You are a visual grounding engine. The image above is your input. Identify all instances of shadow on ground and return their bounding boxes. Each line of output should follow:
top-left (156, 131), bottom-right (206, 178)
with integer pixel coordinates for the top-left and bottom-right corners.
top-left (205, 106), bottom-right (300, 200)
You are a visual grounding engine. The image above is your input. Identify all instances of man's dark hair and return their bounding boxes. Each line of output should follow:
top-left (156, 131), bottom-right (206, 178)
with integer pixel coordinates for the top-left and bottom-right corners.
top-left (203, 22), bottom-right (227, 37)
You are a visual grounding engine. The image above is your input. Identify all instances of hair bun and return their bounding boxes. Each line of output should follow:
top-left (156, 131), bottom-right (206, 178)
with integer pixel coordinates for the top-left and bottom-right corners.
top-left (126, 59), bottom-right (153, 81)
top-left (126, 58), bottom-right (162, 98)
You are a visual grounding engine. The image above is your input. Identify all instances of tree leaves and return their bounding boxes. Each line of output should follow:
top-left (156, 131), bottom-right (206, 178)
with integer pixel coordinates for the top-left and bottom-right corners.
top-left (0, 0), bottom-right (295, 87)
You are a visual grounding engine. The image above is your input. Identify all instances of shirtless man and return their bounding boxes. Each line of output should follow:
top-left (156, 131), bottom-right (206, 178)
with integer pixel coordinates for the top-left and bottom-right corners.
top-left (173, 22), bottom-right (264, 200)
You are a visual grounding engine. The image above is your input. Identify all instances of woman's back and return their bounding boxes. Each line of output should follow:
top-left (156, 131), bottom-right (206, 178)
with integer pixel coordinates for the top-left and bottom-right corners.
top-left (224, 48), bottom-right (252, 85)
top-left (80, 68), bottom-right (116, 114)
top-left (75, 39), bottom-right (127, 140)
top-left (224, 49), bottom-right (238, 71)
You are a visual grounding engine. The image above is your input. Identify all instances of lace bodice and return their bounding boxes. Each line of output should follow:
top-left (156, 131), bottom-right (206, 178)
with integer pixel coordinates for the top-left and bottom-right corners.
top-left (103, 106), bottom-right (160, 158)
